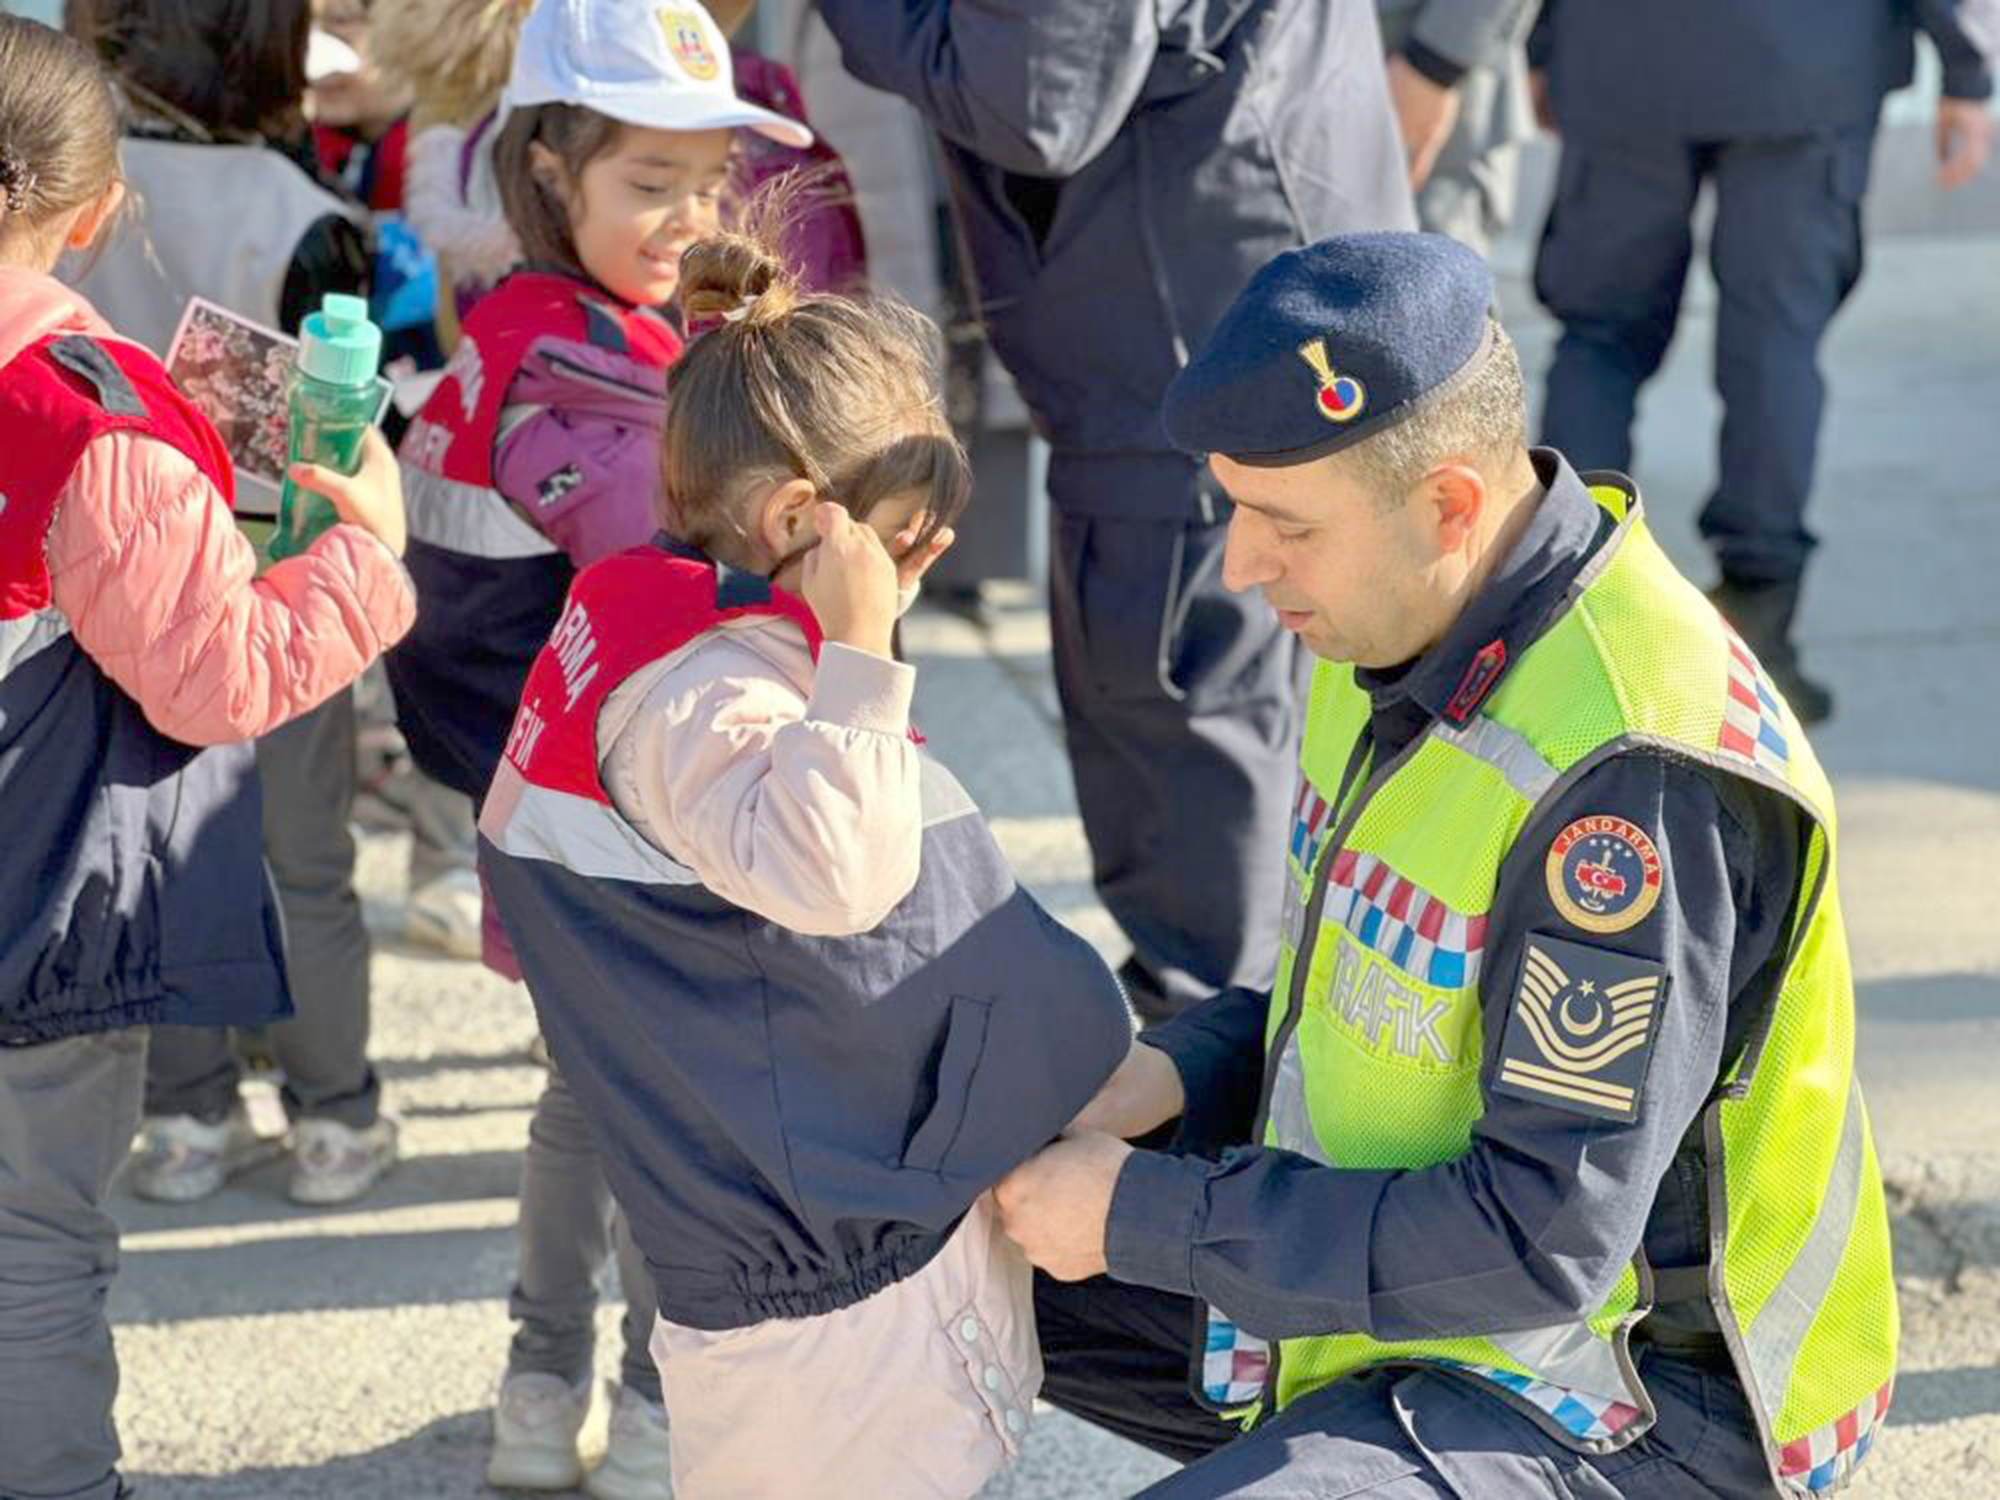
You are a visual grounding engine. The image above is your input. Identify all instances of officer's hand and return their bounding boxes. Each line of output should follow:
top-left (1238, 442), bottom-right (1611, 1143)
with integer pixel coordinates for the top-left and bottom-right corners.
top-left (889, 514), bottom-right (957, 593)
top-left (288, 427), bottom-right (406, 558)
top-left (1937, 98), bottom-right (1993, 190)
top-left (799, 502), bottom-right (899, 659)
top-left (995, 1131), bottom-right (1133, 1282)
top-left (1529, 68), bottom-right (1556, 134)
top-left (1068, 1040), bottom-right (1186, 1139)
top-left (1386, 52), bottom-right (1461, 190)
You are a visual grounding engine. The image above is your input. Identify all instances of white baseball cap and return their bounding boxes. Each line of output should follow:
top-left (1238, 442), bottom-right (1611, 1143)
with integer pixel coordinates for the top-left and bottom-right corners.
top-left (506, 0), bottom-right (813, 148)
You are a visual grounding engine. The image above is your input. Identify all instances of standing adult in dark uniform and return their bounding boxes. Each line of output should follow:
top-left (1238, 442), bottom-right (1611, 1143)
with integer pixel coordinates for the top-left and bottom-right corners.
top-left (1530, 0), bottom-right (1996, 723)
top-left (995, 235), bottom-right (1897, 1497)
top-left (815, 0), bottom-right (1415, 1020)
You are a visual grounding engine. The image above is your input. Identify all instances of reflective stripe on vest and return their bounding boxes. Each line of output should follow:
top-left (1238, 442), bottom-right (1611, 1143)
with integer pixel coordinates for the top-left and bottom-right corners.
top-left (1256, 480), bottom-right (1897, 1495)
top-left (404, 465), bottom-right (558, 559)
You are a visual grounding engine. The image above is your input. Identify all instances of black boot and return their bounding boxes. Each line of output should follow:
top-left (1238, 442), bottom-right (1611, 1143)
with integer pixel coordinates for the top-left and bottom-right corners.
top-left (1707, 575), bottom-right (1833, 726)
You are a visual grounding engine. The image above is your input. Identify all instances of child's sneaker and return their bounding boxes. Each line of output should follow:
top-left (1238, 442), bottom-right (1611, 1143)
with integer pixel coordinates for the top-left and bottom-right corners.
top-left (584, 1383), bottom-right (672, 1500)
top-left (404, 868), bottom-right (483, 960)
top-left (288, 1115), bottom-right (399, 1206)
top-left (127, 1106), bottom-right (282, 1202)
top-left (487, 1372), bottom-right (592, 1491)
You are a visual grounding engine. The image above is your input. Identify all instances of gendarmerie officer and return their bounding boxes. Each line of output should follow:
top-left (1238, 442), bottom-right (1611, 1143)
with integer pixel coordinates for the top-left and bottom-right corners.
top-left (996, 234), bottom-right (1897, 1499)
top-left (1529, 0), bottom-right (1996, 723)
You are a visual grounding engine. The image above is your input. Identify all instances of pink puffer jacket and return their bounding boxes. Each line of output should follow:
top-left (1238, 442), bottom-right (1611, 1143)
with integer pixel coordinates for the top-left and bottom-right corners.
top-left (0, 269), bottom-right (415, 745)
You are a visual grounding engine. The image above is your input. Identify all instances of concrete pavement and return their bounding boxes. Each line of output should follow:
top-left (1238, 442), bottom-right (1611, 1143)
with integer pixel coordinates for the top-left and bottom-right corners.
top-left (110, 219), bottom-right (1999, 1496)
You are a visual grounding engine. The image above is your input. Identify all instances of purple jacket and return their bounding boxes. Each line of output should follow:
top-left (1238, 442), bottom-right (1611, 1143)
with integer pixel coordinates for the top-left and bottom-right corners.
top-left (493, 334), bottom-right (669, 567)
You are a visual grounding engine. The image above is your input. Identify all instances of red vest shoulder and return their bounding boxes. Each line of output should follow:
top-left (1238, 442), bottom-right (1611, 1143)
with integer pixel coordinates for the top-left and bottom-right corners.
top-left (0, 334), bottom-right (234, 617)
top-left (500, 544), bottom-right (820, 803)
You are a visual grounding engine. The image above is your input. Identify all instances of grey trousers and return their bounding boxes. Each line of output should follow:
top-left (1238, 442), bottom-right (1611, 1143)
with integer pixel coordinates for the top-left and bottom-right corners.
top-left (0, 1029), bottom-right (147, 1500)
top-left (404, 773), bottom-right (477, 892)
top-left (146, 690), bottom-right (380, 1130)
top-left (509, 1064), bottom-right (660, 1402)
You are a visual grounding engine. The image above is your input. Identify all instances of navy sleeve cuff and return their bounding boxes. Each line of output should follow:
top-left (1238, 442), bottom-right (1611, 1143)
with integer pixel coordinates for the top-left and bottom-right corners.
top-left (1105, 1149), bottom-right (1213, 1297)
top-left (1941, 62), bottom-right (1994, 102)
top-left (1402, 38), bottom-right (1471, 90)
top-left (1137, 989), bottom-right (1268, 1155)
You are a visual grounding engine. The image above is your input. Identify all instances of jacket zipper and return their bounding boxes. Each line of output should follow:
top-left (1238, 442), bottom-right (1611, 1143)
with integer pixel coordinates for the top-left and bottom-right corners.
top-left (1249, 721), bottom-right (1440, 1417)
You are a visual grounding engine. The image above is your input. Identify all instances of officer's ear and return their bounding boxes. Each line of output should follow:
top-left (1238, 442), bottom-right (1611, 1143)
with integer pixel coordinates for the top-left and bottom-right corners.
top-left (1423, 463), bottom-right (1488, 558)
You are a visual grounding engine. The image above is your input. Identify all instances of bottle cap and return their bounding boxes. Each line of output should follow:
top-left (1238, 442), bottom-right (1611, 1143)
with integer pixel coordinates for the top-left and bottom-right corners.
top-left (297, 292), bottom-right (382, 389)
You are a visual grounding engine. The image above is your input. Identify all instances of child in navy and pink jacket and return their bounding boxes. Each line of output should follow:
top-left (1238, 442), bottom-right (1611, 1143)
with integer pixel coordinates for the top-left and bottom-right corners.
top-left (0, 19), bottom-right (412, 1500)
top-left (479, 217), bottom-right (1131, 1499)
top-left (383, 4), bottom-right (830, 1493)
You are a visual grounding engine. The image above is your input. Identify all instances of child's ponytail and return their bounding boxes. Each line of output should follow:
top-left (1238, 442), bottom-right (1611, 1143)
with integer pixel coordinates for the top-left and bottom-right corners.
top-left (677, 229), bottom-right (799, 330)
top-left (0, 16), bottom-right (120, 245)
top-left (663, 209), bottom-right (970, 560)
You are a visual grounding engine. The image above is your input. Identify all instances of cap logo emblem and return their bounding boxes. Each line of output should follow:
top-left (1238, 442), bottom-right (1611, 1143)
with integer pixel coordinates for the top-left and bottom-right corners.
top-left (658, 8), bottom-right (721, 81)
top-left (1298, 337), bottom-right (1366, 425)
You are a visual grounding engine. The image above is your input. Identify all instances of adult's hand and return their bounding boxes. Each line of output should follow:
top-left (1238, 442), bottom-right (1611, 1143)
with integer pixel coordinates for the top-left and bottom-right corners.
top-left (994, 1131), bottom-right (1133, 1282)
top-left (1937, 98), bottom-right (1994, 189)
top-left (1386, 52), bottom-right (1461, 190)
top-left (1528, 68), bottom-right (1556, 134)
top-left (1068, 1039), bottom-right (1186, 1139)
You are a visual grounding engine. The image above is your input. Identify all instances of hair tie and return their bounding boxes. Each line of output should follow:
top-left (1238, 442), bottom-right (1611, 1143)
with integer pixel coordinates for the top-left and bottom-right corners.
top-left (720, 291), bottom-right (760, 325)
top-left (0, 148), bottom-right (36, 214)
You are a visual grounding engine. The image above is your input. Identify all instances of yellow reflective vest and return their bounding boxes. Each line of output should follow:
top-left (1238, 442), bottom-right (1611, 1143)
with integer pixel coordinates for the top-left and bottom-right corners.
top-left (1257, 480), bottom-right (1896, 1497)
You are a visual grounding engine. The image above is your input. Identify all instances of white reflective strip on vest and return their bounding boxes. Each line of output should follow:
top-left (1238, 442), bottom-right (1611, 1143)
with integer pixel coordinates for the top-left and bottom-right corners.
top-left (1267, 1029), bottom-right (1640, 1414)
top-left (1744, 1075), bottom-right (1868, 1423)
top-left (1266, 1032), bottom-right (1322, 1162)
top-left (0, 608), bottom-right (72, 679)
top-left (404, 466), bottom-right (559, 559)
top-left (1435, 714), bottom-right (1560, 805)
top-left (918, 757), bottom-right (979, 829)
top-left (1487, 1316), bottom-right (1631, 1403)
top-left (484, 762), bottom-right (702, 886)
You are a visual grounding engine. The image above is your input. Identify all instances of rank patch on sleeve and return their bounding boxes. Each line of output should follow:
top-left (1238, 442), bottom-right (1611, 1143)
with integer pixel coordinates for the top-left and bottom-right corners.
top-left (1493, 932), bottom-right (1667, 1122)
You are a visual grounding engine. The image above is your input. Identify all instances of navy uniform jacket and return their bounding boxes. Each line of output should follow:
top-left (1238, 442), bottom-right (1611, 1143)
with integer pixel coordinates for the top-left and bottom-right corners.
top-left (1529, 0), bottom-right (1998, 143)
top-left (1107, 453), bottom-right (1804, 1349)
top-left (817, 0), bottom-right (1415, 509)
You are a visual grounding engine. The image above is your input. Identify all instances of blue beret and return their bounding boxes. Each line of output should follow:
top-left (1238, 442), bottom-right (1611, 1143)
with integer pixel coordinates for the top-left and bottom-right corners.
top-left (1164, 232), bottom-right (1497, 467)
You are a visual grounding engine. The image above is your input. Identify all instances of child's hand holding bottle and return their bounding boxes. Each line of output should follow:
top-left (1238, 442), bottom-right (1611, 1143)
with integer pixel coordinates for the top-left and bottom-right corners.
top-left (285, 427), bottom-right (409, 558)
top-left (799, 502), bottom-right (900, 659)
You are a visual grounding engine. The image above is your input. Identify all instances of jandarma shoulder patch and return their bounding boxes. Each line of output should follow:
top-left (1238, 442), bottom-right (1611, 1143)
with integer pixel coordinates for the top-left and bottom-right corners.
top-left (1545, 814), bottom-right (1662, 935)
top-left (1492, 932), bottom-right (1667, 1122)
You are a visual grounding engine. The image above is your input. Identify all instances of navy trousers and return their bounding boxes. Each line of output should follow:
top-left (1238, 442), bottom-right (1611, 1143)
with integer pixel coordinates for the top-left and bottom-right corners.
top-left (1035, 1275), bottom-right (1780, 1498)
top-left (1047, 455), bottom-right (1306, 1019)
top-left (1535, 128), bottom-right (1874, 587)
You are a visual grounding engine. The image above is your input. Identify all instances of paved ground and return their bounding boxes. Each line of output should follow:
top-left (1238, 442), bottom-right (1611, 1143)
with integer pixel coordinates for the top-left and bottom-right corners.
top-left (111, 207), bottom-right (1999, 1496)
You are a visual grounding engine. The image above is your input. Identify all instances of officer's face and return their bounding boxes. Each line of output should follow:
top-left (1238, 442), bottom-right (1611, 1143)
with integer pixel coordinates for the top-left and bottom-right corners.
top-left (1211, 453), bottom-right (1449, 668)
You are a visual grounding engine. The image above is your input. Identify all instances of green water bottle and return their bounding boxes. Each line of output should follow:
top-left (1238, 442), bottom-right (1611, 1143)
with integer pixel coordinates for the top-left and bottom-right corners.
top-left (268, 293), bottom-right (383, 560)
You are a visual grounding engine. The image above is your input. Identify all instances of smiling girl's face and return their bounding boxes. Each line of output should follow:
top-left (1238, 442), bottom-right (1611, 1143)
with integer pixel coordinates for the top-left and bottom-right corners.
top-left (551, 124), bottom-right (734, 308)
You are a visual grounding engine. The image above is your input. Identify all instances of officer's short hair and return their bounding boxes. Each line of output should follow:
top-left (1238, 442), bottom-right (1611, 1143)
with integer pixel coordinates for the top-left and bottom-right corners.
top-left (1334, 319), bottom-right (1528, 507)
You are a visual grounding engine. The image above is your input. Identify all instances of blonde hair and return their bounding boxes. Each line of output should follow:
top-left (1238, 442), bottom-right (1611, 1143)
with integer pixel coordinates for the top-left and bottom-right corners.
top-left (664, 216), bottom-right (970, 560)
top-left (369, 0), bottom-right (532, 131)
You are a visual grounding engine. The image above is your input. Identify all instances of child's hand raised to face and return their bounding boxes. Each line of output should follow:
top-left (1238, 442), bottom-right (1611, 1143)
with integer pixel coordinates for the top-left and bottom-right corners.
top-left (799, 503), bottom-right (901, 660)
top-left (890, 516), bottom-right (957, 595)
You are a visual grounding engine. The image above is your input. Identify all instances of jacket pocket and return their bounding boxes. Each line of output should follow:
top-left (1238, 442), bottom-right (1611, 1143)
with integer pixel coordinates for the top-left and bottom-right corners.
top-left (902, 995), bottom-right (993, 1175)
